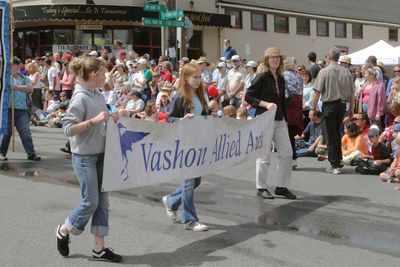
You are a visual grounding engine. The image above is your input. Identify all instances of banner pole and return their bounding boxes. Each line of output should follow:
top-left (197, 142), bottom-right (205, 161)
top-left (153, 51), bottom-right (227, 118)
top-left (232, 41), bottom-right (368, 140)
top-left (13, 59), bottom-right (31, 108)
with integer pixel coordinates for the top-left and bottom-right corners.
top-left (9, 0), bottom-right (15, 152)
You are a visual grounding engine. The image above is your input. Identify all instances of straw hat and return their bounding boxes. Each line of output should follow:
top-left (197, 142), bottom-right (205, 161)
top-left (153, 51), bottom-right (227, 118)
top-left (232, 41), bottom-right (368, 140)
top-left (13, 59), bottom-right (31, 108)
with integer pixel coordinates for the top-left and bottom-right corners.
top-left (161, 82), bottom-right (173, 91)
top-left (339, 55), bottom-right (352, 65)
top-left (263, 47), bottom-right (286, 60)
top-left (195, 56), bottom-right (210, 65)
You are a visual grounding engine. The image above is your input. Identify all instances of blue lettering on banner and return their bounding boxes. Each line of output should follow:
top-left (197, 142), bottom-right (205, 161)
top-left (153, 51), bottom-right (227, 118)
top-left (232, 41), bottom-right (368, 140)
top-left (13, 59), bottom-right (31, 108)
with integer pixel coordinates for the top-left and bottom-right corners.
top-left (210, 131), bottom-right (242, 163)
top-left (245, 130), bottom-right (264, 154)
top-left (141, 139), bottom-right (208, 172)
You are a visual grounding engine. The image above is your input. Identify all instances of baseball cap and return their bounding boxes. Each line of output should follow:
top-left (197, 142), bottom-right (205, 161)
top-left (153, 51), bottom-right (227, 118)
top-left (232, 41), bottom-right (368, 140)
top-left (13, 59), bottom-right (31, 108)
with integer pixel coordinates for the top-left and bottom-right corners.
top-left (89, 51), bottom-right (98, 56)
top-left (231, 55), bottom-right (241, 61)
top-left (368, 128), bottom-right (380, 138)
top-left (217, 62), bottom-right (226, 68)
top-left (245, 61), bottom-right (258, 68)
top-left (62, 53), bottom-right (72, 61)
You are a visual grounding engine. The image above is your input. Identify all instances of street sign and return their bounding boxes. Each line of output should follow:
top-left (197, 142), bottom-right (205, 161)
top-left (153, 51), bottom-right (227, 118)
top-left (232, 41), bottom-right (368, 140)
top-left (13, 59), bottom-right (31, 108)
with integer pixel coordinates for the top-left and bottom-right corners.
top-left (161, 9), bottom-right (184, 20)
top-left (143, 3), bottom-right (166, 12)
top-left (142, 17), bottom-right (187, 28)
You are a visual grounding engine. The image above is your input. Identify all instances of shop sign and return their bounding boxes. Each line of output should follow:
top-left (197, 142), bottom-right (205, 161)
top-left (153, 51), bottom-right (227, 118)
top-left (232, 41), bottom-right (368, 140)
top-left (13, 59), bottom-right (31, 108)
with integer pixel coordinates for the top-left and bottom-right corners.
top-left (52, 44), bottom-right (132, 55)
top-left (76, 24), bottom-right (103, 30)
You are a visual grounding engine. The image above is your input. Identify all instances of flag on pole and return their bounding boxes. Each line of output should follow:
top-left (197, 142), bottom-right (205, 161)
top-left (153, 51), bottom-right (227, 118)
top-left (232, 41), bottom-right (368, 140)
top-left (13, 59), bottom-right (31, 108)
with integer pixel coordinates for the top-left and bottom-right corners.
top-left (0, 1), bottom-right (11, 135)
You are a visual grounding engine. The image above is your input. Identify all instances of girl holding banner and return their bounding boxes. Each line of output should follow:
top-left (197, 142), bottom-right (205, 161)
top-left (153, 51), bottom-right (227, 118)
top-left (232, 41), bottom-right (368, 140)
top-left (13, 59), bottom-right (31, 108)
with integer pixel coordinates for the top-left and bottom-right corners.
top-left (56, 57), bottom-right (122, 262)
top-left (245, 47), bottom-right (297, 200)
top-left (162, 63), bottom-right (210, 232)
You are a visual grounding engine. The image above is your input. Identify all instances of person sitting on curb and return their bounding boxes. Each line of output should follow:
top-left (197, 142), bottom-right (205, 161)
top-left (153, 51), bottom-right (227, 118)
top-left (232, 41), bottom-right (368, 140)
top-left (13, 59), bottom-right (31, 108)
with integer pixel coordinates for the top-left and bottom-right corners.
top-left (294, 111), bottom-right (322, 158)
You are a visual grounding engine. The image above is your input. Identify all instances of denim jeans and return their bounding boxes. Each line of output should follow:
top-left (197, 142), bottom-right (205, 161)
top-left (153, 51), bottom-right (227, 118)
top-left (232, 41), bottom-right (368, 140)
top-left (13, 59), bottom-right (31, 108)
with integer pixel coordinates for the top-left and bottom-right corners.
top-left (0, 108), bottom-right (36, 157)
top-left (65, 153), bottom-right (109, 236)
top-left (166, 177), bottom-right (201, 224)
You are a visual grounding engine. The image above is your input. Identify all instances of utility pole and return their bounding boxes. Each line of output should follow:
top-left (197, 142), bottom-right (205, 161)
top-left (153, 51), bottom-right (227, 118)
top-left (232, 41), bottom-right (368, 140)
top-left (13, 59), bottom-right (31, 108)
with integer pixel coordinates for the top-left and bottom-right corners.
top-left (160, 0), bottom-right (167, 56)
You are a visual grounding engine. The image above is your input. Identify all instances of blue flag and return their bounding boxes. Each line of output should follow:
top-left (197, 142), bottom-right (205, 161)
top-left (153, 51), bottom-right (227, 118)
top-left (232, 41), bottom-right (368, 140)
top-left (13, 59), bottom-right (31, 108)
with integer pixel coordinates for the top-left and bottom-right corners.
top-left (0, 1), bottom-right (10, 135)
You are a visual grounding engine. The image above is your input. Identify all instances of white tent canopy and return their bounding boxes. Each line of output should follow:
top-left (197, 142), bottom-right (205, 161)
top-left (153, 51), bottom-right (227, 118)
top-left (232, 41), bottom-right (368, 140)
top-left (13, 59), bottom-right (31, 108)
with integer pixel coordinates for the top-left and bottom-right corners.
top-left (347, 40), bottom-right (400, 65)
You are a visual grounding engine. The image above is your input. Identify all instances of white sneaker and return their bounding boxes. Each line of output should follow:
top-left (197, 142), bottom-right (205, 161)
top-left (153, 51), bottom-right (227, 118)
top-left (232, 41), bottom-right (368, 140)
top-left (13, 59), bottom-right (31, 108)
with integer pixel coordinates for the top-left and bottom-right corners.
top-left (184, 220), bottom-right (208, 232)
top-left (0, 154), bottom-right (7, 161)
top-left (332, 168), bottom-right (342, 175)
top-left (162, 196), bottom-right (177, 221)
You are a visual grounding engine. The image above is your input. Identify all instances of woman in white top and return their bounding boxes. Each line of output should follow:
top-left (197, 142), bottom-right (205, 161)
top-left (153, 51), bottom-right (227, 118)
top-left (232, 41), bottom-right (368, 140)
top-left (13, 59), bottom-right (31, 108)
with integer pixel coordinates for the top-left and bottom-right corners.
top-left (27, 62), bottom-right (42, 109)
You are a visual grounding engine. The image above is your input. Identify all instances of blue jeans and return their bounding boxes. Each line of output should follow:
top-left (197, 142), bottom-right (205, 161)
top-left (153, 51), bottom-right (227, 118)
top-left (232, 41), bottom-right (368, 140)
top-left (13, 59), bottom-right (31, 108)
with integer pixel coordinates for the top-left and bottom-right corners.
top-left (65, 153), bottom-right (109, 236)
top-left (0, 108), bottom-right (36, 157)
top-left (166, 177), bottom-right (201, 224)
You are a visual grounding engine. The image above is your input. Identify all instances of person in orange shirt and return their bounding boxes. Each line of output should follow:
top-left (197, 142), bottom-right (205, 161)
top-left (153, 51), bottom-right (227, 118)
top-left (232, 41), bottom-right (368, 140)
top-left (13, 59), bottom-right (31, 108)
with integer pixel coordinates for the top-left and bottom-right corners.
top-left (341, 121), bottom-right (369, 165)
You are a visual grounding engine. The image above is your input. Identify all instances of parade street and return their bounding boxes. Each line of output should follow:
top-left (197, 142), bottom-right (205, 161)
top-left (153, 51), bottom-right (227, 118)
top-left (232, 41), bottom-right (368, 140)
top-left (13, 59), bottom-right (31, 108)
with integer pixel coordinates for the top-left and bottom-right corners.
top-left (1, 126), bottom-right (400, 267)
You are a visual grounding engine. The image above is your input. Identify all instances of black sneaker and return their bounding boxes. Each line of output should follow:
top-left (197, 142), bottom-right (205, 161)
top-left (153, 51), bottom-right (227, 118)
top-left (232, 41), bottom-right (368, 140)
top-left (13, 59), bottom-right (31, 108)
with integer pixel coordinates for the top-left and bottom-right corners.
top-left (60, 147), bottom-right (71, 155)
top-left (256, 189), bottom-right (275, 199)
top-left (274, 187), bottom-right (297, 199)
top-left (56, 224), bottom-right (70, 257)
top-left (92, 247), bottom-right (122, 262)
top-left (27, 154), bottom-right (41, 161)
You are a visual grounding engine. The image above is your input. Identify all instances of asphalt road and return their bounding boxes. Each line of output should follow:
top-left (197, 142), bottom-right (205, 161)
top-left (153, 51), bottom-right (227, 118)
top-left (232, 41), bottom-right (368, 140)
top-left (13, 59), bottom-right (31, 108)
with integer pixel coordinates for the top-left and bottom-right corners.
top-left (1, 126), bottom-right (400, 266)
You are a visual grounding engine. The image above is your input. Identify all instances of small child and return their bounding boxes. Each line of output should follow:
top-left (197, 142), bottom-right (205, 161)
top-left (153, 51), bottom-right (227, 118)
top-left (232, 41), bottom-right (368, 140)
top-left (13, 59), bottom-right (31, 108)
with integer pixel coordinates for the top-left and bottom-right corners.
top-left (356, 128), bottom-right (391, 175)
top-left (223, 105), bottom-right (236, 119)
top-left (236, 107), bottom-right (248, 120)
top-left (209, 100), bottom-right (223, 118)
top-left (379, 134), bottom-right (400, 182)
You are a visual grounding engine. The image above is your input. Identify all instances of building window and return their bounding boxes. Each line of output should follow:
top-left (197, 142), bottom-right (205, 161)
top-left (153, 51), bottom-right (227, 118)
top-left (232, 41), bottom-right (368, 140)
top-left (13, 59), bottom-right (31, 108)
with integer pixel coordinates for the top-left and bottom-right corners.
top-left (225, 8), bottom-right (242, 29)
top-left (251, 12), bottom-right (266, 31)
top-left (352, 24), bottom-right (363, 39)
top-left (53, 30), bottom-right (73, 44)
top-left (317, 20), bottom-right (329, 36)
top-left (389, 28), bottom-right (398, 41)
top-left (297, 17), bottom-right (310, 35)
top-left (274, 15), bottom-right (289, 33)
top-left (335, 22), bottom-right (346, 38)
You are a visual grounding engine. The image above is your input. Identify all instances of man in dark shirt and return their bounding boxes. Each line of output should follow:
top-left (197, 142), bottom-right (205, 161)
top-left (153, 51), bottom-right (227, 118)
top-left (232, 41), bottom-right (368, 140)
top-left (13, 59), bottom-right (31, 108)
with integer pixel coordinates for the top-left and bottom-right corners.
top-left (223, 39), bottom-right (237, 60)
top-left (308, 52), bottom-right (320, 83)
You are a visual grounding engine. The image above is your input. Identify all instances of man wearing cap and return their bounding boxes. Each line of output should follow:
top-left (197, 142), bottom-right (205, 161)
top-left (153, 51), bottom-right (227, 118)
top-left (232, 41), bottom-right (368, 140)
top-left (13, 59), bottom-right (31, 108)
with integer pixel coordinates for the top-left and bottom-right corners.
top-left (88, 51), bottom-right (98, 58)
top-left (225, 55), bottom-right (246, 108)
top-left (246, 47), bottom-right (297, 200)
top-left (223, 39), bottom-right (237, 60)
top-left (0, 57), bottom-right (41, 161)
top-left (310, 47), bottom-right (355, 175)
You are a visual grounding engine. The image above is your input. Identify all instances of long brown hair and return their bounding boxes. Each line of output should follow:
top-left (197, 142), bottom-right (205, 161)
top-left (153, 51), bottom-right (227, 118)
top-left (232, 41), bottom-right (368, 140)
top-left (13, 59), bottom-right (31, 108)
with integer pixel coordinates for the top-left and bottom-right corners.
top-left (257, 55), bottom-right (285, 75)
top-left (177, 63), bottom-right (208, 112)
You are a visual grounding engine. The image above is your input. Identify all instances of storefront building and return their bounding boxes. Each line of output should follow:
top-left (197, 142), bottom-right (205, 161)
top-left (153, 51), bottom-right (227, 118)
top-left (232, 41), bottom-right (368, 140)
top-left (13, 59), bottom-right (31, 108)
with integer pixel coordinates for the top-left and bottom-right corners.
top-left (12, 0), bottom-right (230, 61)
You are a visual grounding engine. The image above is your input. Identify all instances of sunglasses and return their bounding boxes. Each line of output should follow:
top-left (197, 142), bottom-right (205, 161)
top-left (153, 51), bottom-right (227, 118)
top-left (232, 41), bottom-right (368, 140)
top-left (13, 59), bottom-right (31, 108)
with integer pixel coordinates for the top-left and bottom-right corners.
top-left (394, 70), bottom-right (400, 73)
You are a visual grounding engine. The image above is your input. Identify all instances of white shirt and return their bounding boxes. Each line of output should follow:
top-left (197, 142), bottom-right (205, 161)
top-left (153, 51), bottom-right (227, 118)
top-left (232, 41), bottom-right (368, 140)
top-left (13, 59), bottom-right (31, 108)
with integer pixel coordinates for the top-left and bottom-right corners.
top-left (126, 98), bottom-right (145, 112)
top-left (48, 66), bottom-right (60, 91)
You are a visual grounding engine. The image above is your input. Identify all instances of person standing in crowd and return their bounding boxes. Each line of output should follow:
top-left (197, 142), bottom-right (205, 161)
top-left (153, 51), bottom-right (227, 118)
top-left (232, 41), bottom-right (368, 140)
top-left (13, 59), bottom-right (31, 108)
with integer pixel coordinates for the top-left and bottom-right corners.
top-left (46, 58), bottom-right (61, 97)
top-left (0, 57), bottom-right (41, 161)
top-left (196, 57), bottom-right (212, 88)
top-left (386, 64), bottom-right (400, 96)
top-left (317, 59), bottom-right (326, 69)
top-left (310, 47), bottom-right (355, 175)
top-left (26, 62), bottom-right (42, 109)
top-left (241, 60), bottom-right (258, 118)
top-left (283, 57), bottom-right (304, 169)
top-left (223, 39), bottom-right (237, 60)
top-left (308, 52), bottom-right (320, 83)
top-left (225, 55), bottom-right (246, 109)
top-left (60, 58), bottom-right (75, 100)
top-left (366, 55), bottom-right (383, 82)
top-left (162, 63), bottom-right (210, 232)
top-left (56, 57), bottom-right (122, 262)
top-left (245, 47), bottom-right (297, 200)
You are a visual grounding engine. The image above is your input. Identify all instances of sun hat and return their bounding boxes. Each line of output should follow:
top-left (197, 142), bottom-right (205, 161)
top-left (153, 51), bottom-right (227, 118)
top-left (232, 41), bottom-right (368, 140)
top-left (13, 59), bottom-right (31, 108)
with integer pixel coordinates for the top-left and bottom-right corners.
top-left (339, 55), bottom-right (351, 65)
top-left (195, 56), bottom-right (210, 65)
top-left (263, 47), bottom-right (286, 60)
top-left (161, 82), bottom-right (173, 91)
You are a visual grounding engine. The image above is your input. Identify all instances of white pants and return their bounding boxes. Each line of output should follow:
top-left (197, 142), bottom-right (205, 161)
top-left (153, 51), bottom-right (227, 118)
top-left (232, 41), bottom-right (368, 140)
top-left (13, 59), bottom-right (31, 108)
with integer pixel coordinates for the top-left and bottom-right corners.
top-left (256, 120), bottom-right (292, 189)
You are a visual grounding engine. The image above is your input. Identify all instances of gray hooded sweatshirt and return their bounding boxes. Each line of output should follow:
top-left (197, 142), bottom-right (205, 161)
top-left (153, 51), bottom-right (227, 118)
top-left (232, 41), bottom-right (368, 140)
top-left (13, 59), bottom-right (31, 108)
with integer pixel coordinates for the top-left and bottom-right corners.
top-left (62, 84), bottom-right (107, 155)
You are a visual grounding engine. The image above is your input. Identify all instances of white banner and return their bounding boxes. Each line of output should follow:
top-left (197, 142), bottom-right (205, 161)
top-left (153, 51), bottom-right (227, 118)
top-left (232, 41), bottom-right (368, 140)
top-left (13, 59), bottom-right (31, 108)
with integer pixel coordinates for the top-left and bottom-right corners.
top-left (102, 110), bottom-right (276, 192)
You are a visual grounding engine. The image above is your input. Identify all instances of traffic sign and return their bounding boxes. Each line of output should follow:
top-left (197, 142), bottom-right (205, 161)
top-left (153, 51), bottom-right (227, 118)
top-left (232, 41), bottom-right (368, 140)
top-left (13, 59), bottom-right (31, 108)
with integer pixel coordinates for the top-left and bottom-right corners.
top-left (142, 17), bottom-right (187, 28)
top-left (161, 9), bottom-right (184, 20)
top-left (143, 3), bottom-right (166, 12)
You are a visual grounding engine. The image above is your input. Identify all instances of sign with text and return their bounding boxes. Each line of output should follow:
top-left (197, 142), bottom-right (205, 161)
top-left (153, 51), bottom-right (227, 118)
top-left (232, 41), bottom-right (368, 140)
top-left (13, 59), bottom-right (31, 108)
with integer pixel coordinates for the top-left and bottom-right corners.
top-left (142, 17), bottom-right (187, 28)
top-left (143, 3), bottom-right (166, 12)
top-left (52, 44), bottom-right (132, 55)
top-left (102, 110), bottom-right (276, 191)
top-left (161, 9), bottom-right (184, 20)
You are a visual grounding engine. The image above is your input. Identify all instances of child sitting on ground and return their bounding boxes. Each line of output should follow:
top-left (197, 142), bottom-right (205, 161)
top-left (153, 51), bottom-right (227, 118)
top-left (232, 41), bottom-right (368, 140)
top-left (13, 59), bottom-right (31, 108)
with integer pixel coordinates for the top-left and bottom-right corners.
top-left (341, 121), bottom-right (369, 165)
top-left (209, 100), bottom-right (223, 118)
top-left (294, 111), bottom-right (322, 157)
top-left (380, 134), bottom-right (400, 182)
top-left (45, 104), bottom-right (68, 128)
top-left (356, 128), bottom-right (392, 175)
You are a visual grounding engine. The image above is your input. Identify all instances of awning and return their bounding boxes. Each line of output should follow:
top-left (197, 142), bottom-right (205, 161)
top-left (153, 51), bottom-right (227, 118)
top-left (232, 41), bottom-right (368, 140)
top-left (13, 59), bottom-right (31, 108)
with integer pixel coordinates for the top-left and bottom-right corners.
top-left (13, 4), bottom-right (231, 28)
